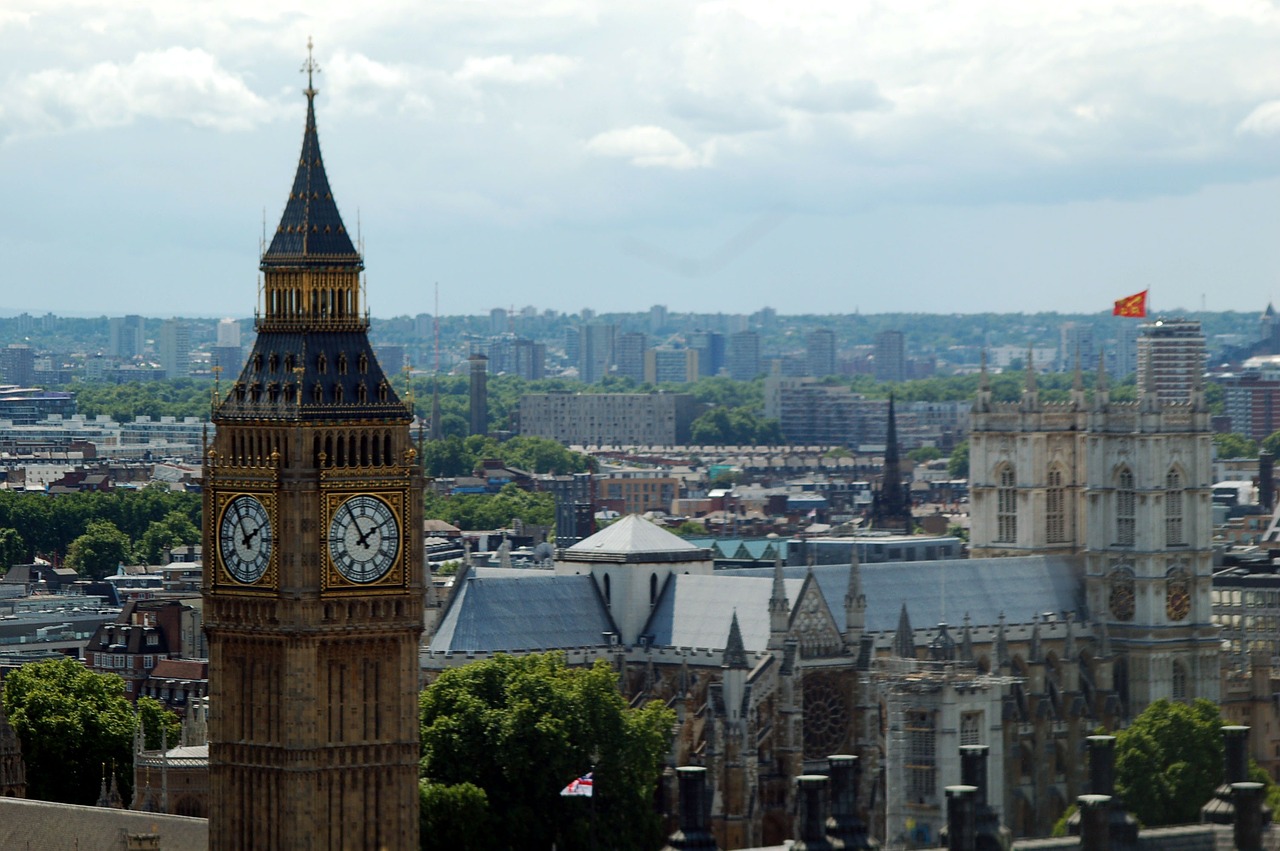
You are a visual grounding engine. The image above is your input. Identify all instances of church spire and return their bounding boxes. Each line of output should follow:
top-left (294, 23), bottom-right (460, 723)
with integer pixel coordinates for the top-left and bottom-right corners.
top-left (892, 602), bottom-right (915, 659)
top-left (844, 542), bottom-right (866, 648)
top-left (724, 611), bottom-right (749, 670)
top-left (769, 555), bottom-right (789, 643)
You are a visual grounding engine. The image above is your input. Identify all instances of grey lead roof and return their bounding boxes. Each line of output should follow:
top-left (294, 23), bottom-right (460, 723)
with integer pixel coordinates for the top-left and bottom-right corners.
top-left (723, 555), bottom-right (1086, 633)
top-left (642, 574), bottom-right (804, 652)
top-left (429, 573), bottom-right (617, 653)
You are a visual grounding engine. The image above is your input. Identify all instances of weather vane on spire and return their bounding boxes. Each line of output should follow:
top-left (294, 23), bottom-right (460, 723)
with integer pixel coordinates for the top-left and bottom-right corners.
top-left (302, 36), bottom-right (320, 97)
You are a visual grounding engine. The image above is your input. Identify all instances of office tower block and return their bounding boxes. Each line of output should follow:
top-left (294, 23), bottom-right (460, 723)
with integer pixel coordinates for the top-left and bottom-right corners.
top-left (109, 315), bottom-right (145, 359)
top-left (806, 328), bottom-right (836, 378)
top-left (579, 323), bottom-right (616, 384)
top-left (489, 307), bottom-right (508, 335)
top-left (1136, 318), bottom-right (1205, 404)
top-left (873, 330), bottom-right (906, 383)
top-left (159, 320), bottom-right (191, 379)
top-left (1059, 322), bottom-right (1095, 372)
top-left (645, 348), bottom-right (699, 384)
top-left (688, 330), bottom-right (726, 377)
top-left (0, 345), bottom-right (34, 387)
top-left (728, 330), bottom-right (761, 381)
top-left (616, 332), bottom-right (647, 383)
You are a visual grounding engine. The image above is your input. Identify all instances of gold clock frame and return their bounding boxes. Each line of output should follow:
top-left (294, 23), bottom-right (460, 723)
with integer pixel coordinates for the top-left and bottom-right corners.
top-left (212, 491), bottom-right (280, 592)
top-left (321, 488), bottom-right (410, 594)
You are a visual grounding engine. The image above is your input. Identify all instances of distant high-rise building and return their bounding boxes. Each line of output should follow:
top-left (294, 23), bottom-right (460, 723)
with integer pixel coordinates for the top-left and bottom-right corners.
top-left (0, 345), bottom-right (34, 387)
top-left (1136, 318), bottom-right (1205, 404)
top-left (469, 353), bottom-right (489, 436)
top-left (579, 324), bottom-right (616, 384)
top-left (488, 336), bottom-right (546, 380)
top-left (728, 331), bottom-right (761, 381)
top-left (216, 318), bottom-right (241, 348)
top-left (375, 345), bottom-right (407, 375)
top-left (873, 330), bottom-right (906, 383)
top-left (688, 331), bottom-right (725, 377)
top-left (645, 348), bottom-right (699, 384)
top-left (616, 332), bottom-right (647, 383)
top-left (490, 307), bottom-right (508, 335)
top-left (158, 320), bottom-right (190, 379)
top-left (1111, 322), bottom-right (1140, 378)
top-left (1059, 322), bottom-right (1095, 372)
top-left (806, 328), bottom-right (836, 377)
top-left (109, 315), bottom-right (145, 359)
top-left (649, 305), bottom-right (668, 333)
top-left (563, 326), bottom-right (581, 370)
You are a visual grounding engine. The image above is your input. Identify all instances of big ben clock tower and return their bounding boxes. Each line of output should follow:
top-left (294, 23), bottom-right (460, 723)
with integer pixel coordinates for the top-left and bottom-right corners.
top-left (203, 44), bottom-right (424, 850)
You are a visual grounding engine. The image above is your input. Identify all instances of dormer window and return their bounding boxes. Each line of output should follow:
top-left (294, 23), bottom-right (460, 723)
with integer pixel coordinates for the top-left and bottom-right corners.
top-left (269, 353), bottom-right (279, 372)
top-left (253, 353), bottom-right (263, 372)
top-left (313, 382), bottom-right (323, 403)
top-left (337, 353), bottom-right (348, 375)
top-left (317, 353), bottom-right (327, 374)
top-left (333, 383), bottom-right (344, 403)
top-left (358, 354), bottom-right (368, 374)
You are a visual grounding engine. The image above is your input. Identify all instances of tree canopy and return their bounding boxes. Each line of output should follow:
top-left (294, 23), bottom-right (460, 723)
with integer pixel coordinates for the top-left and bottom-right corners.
top-left (65, 519), bottom-right (133, 579)
top-left (1115, 698), bottom-right (1223, 827)
top-left (423, 483), bottom-right (555, 531)
top-left (690, 406), bottom-right (782, 445)
top-left (3, 658), bottom-right (135, 804)
top-left (1214, 432), bottom-right (1259, 460)
top-left (419, 653), bottom-right (674, 851)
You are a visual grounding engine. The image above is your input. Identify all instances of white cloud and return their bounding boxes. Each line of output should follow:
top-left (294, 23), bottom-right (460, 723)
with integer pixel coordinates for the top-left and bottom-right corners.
top-left (1238, 100), bottom-right (1280, 137)
top-left (454, 54), bottom-right (579, 86)
top-left (585, 125), bottom-right (708, 169)
top-left (2, 47), bottom-right (271, 137)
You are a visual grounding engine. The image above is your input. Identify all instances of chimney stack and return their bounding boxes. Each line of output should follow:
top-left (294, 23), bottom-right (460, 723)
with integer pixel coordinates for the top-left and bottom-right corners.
top-left (793, 775), bottom-right (835, 851)
top-left (1203, 726), bottom-right (1254, 825)
top-left (1078, 794), bottom-right (1111, 851)
top-left (661, 766), bottom-right (719, 851)
top-left (826, 755), bottom-right (873, 849)
top-left (945, 785), bottom-right (977, 851)
top-left (1232, 781), bottom-right (1266, 851)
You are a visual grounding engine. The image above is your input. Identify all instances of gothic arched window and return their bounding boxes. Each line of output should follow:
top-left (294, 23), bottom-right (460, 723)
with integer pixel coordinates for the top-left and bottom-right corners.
top-left (996, 465), bottom-right (1017, 543)
top-left (1166, 469), bottom-right (1185, 546)
top-left (1116, 467), bottom-right (1136, 547)
top-left (1172, 660), bottom-right (1188, 701)
top-left (1046, 466), bottom-right (1066, 544)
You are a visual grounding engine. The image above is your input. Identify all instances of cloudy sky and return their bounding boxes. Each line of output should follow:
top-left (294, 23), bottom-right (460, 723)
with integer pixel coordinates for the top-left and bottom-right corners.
top-left (1, 0), bottom-right (1278, 319)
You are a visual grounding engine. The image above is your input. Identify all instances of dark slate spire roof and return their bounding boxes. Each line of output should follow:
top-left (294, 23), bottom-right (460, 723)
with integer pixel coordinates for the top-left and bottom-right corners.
top-left (723, 611), bottom-right (749, 670)
top-left (892, 602), bottom-right (914, 659)
top-left (262, 67), bottom-right (360, 267)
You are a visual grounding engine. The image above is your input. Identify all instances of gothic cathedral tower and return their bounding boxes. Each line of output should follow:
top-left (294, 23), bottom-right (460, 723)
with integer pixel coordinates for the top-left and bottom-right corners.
top-left (203, 47), bottom-right (424, 850)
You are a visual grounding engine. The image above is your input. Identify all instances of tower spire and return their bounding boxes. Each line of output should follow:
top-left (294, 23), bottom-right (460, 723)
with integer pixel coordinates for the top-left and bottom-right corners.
top-left (302, 36), bottom-right (320, 99)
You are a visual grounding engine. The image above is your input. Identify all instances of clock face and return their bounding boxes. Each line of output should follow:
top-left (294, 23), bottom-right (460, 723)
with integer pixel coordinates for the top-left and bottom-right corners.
top-left (328, 494), bottom-right (400, 584)
top-left (1108, 573), bottom-right (1135, 621)
top-left (1166, 585), bottom-right (1191, 621)
top-left (219, 494), bottom-right (273, 584)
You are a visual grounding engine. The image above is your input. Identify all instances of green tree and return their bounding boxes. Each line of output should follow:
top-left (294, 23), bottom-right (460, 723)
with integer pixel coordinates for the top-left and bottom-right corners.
top-left (136, 696), bottom-right (181, 751)
top-left (674, 520), bottom-right (707, 536)
top-left (0, 527), bottom-right (26, 570)
top-left (948, 440), bottom-right (970, 478)
top-left (65, 519), bottom-right (133, 579)
top-left (907, 446), bottom-right (943, 464)
top-left (420, 781), bottom-right (491, 851)
top-left (1115, 698), bottom-right (1223, 827)
top-left (1262, 430), bottom-right (1280, 459)
top-left (3, 658), bottom-right (136, 803)
top-left (1215, 432), bottom-right (1258, 459)
top-left (138, 510), bottom-right (201, 565)
top-left (420, 653), bottom-right (674, 851)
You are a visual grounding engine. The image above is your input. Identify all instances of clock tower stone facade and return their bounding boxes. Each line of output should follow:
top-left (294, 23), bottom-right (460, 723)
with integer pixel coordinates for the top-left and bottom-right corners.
top-left (203, 51), bottom-right (424, 850)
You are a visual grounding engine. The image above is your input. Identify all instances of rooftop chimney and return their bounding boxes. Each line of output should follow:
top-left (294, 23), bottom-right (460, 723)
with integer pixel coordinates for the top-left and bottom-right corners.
top-left (661, 766), bottom-right (719, 851)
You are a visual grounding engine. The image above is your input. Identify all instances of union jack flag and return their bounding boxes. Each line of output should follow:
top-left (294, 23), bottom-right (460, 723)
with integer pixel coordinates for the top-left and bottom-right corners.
top-left (560, 772), bottom-right (594, 797)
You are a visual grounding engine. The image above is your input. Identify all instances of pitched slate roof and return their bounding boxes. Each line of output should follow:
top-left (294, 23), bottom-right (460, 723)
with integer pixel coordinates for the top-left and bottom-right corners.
top-left (562, 515), bottom-right (710, 563)
top-left (429, 571), bottom-right (617, 652)
top-left (214, 330), bottom-right (407, 422)
top-left (0, 797), bottom-right (208, 850)
top-left (723, 555), bottom-right (1085, 633)
top-left (262, 91), bottom-right (360, 266)
top-left (642, 574), bottom-right (804, 652)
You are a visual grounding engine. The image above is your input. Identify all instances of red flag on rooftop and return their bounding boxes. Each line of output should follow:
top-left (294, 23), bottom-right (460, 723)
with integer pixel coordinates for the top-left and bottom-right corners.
top-left (1113, 290), bottom-right (1148, 318)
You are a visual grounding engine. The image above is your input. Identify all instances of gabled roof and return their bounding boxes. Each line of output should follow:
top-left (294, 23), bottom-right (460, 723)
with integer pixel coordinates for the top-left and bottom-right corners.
top-left (261, 91), bottom-right (360, 266)
top-left (562, 515), bottom-right (710, 563)
top-left (429, 571), bottom-right (617, 653)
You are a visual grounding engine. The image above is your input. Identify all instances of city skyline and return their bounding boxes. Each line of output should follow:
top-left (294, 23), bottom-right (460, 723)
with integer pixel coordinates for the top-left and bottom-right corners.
top-left (1, 1), bottom-right (1278, 317)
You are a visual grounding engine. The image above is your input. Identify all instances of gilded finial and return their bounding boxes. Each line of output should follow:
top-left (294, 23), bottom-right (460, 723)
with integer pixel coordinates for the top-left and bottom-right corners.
top-left (302, 37), bottom-right (320, 98)
top-left (211, 366), bottom-right (222, 415)
top-left (293, 366), bottom-right (305, 406)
